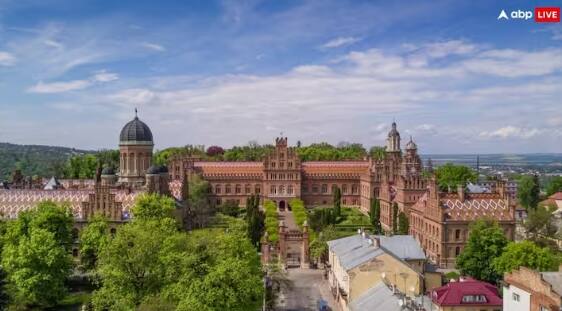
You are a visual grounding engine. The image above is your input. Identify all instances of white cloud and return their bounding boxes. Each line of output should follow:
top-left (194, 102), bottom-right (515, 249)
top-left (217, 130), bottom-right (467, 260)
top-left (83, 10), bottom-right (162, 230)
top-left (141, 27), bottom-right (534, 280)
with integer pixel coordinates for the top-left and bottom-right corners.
top-left (479, 126), bottom-right (543, 139)
top-left (93, 70), bottom-right (119, 82)
top-left (141, 42), bottom-right (166, 52)
top-left (0, 51), bottom-right (16, 66)
top-left (28, 80), bottom-right (92, 93)
top-left (28, 70), bottom-right (119, 93)
top-left (462, 49), bottom-right (562, 77)
top-left (322, 36), bottom-right (361, 48)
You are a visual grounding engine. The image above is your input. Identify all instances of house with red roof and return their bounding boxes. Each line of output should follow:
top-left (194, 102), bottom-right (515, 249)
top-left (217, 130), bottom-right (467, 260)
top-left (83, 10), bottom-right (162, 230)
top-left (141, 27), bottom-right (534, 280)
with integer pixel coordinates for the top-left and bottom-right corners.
top-left (431, 277), bottom-right (502, 311)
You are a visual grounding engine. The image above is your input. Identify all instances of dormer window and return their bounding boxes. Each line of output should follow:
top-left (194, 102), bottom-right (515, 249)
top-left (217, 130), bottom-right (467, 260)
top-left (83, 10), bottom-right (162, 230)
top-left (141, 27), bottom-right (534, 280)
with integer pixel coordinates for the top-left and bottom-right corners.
top-left (461, 295), bottom-right (487, 303)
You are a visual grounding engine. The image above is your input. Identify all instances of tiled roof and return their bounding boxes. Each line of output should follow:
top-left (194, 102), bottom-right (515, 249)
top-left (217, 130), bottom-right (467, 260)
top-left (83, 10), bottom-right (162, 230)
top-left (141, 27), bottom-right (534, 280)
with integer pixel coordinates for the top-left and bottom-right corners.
top-left (194, 161), bottom-right (263, 175)
top-left (302, 161), bottom-right (369, 175)
top-left (0, 189), bottom-right (140, 220)
top-left (550, 192), bottom-right (562, 200)
top-left (441, 193), bottom-right (512, 221)
top-left (349, 282), bottom-right (401, 311)
top-left (432, 278), bottom-right (502, 306)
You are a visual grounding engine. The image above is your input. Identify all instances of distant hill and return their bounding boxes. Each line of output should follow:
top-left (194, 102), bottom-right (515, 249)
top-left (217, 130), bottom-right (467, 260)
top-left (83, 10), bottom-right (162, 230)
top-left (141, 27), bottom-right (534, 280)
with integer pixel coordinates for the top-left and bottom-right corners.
top-left (0, 142), bottom-right (93, 180)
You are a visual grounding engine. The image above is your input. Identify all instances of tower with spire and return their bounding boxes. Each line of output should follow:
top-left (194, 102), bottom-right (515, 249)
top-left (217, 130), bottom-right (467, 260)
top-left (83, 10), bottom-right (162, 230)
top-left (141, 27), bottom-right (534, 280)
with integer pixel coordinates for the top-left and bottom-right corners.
top-left (386, 121), bottom-right (401, 152)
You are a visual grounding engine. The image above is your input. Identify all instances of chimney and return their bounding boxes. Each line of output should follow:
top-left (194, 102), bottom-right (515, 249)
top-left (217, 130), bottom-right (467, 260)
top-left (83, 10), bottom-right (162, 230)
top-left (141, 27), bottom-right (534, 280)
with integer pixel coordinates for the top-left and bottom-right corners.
top-left (457, 184), bottom-right (465, 202)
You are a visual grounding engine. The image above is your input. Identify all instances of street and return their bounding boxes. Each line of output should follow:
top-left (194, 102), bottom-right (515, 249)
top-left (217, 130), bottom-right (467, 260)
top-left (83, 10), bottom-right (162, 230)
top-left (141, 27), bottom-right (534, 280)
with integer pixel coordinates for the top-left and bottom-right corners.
top-left (276, 268), bottom-right (340, 311)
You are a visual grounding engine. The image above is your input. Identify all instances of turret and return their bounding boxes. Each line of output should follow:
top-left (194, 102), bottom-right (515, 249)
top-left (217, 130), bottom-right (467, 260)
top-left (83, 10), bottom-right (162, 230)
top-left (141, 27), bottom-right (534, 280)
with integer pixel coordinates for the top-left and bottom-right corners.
top-left (386, 121), bottom-right (401, 152)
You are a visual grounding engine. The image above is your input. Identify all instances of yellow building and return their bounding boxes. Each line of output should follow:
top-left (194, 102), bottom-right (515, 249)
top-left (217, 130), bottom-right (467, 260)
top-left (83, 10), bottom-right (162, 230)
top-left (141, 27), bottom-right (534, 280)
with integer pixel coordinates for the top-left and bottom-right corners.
top-left (327, 233), bottom-right (431, 311)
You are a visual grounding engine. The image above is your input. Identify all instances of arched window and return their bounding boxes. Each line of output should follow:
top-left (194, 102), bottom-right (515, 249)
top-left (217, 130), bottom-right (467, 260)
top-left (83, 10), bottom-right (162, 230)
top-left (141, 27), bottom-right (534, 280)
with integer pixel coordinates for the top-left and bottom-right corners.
top-left (235, 184), bottom-right (241, 194)
top-left (342, 184), bottom-right (348, 194)
top-left (270, 185), bottom-right (276, 194)
top-left (288, 185), bottom-right (293, 194)
top-left (225, 184), bottom-right (231, 194)
top-left (255, 185), bottom-right (261, 194)
top-left (245, 184), bottom-right (251, 194)
top-left (321, 184), bottom-right (328, 194)
top-left (215, 185), bottom-right (221, 194)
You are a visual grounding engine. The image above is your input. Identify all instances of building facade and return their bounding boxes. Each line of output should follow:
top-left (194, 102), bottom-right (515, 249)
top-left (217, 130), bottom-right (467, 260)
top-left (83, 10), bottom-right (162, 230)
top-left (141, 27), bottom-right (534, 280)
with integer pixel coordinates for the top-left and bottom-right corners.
top-left (503, 267), bottom-right (562, 311)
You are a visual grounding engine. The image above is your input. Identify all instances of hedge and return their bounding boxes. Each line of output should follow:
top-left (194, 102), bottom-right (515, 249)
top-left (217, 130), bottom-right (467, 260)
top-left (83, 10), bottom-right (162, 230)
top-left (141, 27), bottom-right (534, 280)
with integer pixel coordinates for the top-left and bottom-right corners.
top-left (289, 198), bottom-right (307, 229)
top-left (264, 200), bottom-right (279, 243)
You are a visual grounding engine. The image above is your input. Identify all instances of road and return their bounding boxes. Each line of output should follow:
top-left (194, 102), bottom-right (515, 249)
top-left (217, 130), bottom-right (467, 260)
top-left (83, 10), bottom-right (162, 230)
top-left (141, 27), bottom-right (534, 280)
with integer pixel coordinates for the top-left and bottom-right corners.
top-left (276, 268), bottom-right (340, 311)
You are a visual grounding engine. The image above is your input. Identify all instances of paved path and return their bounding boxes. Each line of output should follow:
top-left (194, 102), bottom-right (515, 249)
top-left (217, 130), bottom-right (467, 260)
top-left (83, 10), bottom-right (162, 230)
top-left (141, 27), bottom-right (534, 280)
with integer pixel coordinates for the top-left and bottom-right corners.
top-left (276, 268), bottom-right (340, 311)
top-left (278, 209), bottom-right (298, 230)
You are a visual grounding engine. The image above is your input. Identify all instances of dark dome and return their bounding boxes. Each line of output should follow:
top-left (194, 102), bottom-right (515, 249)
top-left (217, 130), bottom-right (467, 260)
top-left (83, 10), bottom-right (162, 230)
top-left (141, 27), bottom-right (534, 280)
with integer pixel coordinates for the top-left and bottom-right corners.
top-left (159, 165), bottom-right (168, 173)
top-left (119, 116), bottom-right (153, 144)
top-left (101, 167), bottom-right (115, 175)
top-left (146, 165), bottom-right (160, 175)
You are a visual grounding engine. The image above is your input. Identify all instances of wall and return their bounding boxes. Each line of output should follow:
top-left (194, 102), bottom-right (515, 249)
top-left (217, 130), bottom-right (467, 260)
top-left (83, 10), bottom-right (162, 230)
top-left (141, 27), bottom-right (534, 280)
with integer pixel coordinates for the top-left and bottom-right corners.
top-left (503, 283), bottom-right (530, 311)
top-left (348, 252), bottom-right (422, 301)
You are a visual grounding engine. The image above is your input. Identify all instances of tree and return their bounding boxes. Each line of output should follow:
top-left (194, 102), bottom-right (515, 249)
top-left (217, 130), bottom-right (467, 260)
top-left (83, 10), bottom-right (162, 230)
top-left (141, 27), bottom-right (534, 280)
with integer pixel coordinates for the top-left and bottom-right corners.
top-left (0, 266), bottom-right (9, 310)
top-left (456, 220), bottom-right (508, 284)
top-left (246, 195), bottom-right (264, 248)
top-left (434, 163), bottom-right (477, 191)
top-left (92, 220), bottom-right (179, 308)
top-left (219, 200), bottom-right (240, 217)
top-left (518, 175), bottom-right (541, 210)
top-left (397, 212), bottom-right (409, 235)
top-left (369, 146), bottom-right (386, 161)
top-left (333, 187), bottom-right (342, 218)
top-left (92, 218), bottom-right (263, 310)
top-left (546, 176), bottom-right (562, 196)
top-left (523, 206), bottom-right (558, 242)
top-left (181, 174), bottom-right (189, 202)
top-left (132, 193), bottom-right (176, 221)
top-left (309, 226), bottom-right (341, 263)
top-left (79, 214), bottom-right (111, 271)
top-left (392, 203), bottom-right (398, 234)
top-left (1, 202), bottom-right (74, 307)
top-left (493, 241), bottom-right (560, 275)
top-left (206, 146), bottom-right (225, 157)
top-left (370, 199), bottom-right (382, 234)
top-left (2, 228), bottom-right (71, 307)
top-left (189, 175), bottom-right (213, 228)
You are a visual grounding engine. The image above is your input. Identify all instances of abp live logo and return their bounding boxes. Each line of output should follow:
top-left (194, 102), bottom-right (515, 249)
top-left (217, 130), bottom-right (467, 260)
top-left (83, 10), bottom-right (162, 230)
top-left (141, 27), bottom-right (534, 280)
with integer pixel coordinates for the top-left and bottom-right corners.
top-left (535, 7), bottom-right (560, 23)
top-left (498, 7), bottom-right (560, 23)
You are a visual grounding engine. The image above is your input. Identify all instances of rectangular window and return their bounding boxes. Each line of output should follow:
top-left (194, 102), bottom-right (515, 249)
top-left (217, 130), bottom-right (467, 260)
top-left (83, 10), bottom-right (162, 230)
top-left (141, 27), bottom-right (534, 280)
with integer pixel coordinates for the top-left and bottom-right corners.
top-left (342, 184), bottom-right (348, 194)
top-left (512, 293), bottom-right (520, 302)
top-left (312, 184), bottom-right (319, 193)
top-left (321, 184), bottom-right (328, 194)
top-left (303, 184), bottom-right (308, 193)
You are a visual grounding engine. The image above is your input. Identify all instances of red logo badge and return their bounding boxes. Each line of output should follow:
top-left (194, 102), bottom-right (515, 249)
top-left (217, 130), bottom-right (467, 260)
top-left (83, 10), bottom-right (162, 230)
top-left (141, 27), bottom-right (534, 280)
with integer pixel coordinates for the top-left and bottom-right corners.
top-left (535, 7), bottom-right (560, 23)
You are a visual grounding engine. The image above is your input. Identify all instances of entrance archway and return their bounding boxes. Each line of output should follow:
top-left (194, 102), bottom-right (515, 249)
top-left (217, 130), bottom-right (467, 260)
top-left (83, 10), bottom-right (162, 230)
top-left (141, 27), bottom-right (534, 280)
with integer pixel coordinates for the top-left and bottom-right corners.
top-left (279, 200), bottom-right (286, 211)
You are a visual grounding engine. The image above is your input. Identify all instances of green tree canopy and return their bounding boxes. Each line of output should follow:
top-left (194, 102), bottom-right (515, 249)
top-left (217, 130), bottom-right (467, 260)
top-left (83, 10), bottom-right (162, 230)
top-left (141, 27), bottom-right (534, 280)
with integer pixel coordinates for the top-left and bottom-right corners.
top-left (518, 175), bottom-right (541, 211)
top-left (370, 199), bottom-right (382, 234)
top-left (456, 220), bottom-right (508, 284)
top-left (546, 176), bottom-right (562, 196)
top-left (369, 146), bottom-right (386, 161)
top-left (92, 217), bottom-right (263, 310)
top-left (493, 240), bottom-right (560, 275)
top-left (132, 193), bottom-right (176, 221)
top-left (79, 214), bottom-right (111, 271)
top-left (434, 163), bottom-right (477, 191)
top-left (1, 201), bottom-right (74, 307)
top-left (397, 211), bottom-right (409, 235)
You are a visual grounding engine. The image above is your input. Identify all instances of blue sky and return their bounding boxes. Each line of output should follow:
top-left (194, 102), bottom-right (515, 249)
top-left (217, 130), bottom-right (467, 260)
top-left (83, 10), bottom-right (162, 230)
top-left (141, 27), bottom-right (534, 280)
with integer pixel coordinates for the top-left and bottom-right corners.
top-left (0, 0), bottom-right (561, 153)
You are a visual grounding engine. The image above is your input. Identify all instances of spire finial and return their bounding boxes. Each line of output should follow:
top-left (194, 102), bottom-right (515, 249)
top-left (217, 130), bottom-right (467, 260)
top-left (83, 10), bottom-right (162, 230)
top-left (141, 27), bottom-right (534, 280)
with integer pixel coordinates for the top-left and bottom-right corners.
top-left (134, 108), bottom-right (138, 118)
